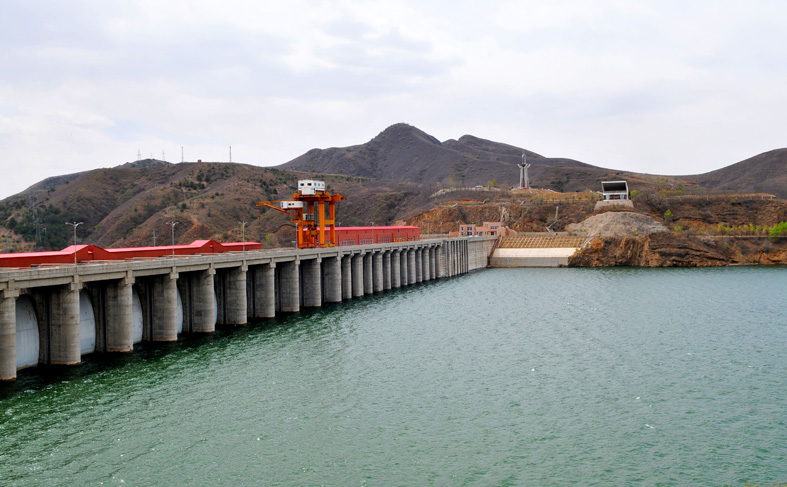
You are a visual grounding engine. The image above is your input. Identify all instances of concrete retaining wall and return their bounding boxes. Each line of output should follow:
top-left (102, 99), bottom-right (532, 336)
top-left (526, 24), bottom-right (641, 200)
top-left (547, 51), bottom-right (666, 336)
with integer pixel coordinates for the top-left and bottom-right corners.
top-left (489, 248), bottom-right (577, 267)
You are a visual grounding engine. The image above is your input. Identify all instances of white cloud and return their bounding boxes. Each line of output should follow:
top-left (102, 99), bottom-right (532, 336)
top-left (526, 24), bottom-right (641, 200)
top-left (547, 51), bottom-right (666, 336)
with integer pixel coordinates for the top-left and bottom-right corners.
top-left (1, 0), bottom-right (786, 198)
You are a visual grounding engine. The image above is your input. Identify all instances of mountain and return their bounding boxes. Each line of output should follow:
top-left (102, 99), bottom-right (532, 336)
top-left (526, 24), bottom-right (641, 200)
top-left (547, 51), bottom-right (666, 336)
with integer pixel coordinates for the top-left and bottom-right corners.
top-left (1, 124), bottom-right (785, 253)
top-left (279, 123), bottom-right (620, 191)
top-left (280, 123), bottom-right (787, 197)
top-left (0, 159), bottom-right (424, 252)
top-left (684, 149), bottom-right (787, 198)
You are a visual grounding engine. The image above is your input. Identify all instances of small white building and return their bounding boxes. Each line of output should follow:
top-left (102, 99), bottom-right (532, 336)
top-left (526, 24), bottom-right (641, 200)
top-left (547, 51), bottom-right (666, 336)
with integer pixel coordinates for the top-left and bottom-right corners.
top-left (596, 180), bottom-right (634, 210)
top-left (298, 180), bottom-right (325, 195)
top-left (601, 180), bottom-right (629, 200)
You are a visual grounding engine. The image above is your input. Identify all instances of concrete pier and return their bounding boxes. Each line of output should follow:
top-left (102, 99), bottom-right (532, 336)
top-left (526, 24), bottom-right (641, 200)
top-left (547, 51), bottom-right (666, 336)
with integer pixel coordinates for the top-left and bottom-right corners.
top-left (50, 285), bottom-right (82, 364)
top-left (403, 249), bottom-right (410, 284)
top-left (0, 236), bottom-right (495, 380)
top-left (430, 247), bottom-right (437, 279)
top-left (249, 263), bottom-right (275, 319)
top-left (341, 255), bottom-right (352, 300)
top-left (424, 248), bottom-right (430, 280)
top-left (408, 250), bottom-right (417, 285)
top-left (192, 269), bottom-right (217, 331)
top-left (391, 250), bottom-right (401, 288)
top-left (323, 257), bottom-right (342, 303)
top-left (225, 266), bottom-right (247, 325)
top-left (352, 254), bottom-right (364, 298)
top-left (152, 273), bottom-right (178, 342)
top-left (104, 277), bottom-right (133, 352)
top-left (363, 253), bottom-right (373, 295)
top-left (302, 258), bottom-right (322, 308)
top-left (373, 253), bottom-right (384, 293)
top-left (382, 252), bottom-right (392, 291)
top-left (0, 290), bottom-right (18, 380)
top-left (416, 248), bottom-right (423, 283)
top-left (279, 260), bottom-right (300, 313)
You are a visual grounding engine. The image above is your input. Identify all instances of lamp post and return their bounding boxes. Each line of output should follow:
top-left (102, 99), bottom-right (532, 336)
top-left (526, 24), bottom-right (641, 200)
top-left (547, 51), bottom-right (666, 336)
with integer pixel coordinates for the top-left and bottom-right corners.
top-left (371, 222), bottom-right (375, 245)
top-left (240, 221), bottom-right (248, 251)
top-left (166, 221), bottom-right (179, 257)
top-left (65, 221), bottom-right (83, 265)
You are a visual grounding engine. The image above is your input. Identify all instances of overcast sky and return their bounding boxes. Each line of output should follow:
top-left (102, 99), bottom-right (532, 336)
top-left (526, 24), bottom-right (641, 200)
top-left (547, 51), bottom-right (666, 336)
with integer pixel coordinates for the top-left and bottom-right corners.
top-left (2, 0), bottom-right (786, 199)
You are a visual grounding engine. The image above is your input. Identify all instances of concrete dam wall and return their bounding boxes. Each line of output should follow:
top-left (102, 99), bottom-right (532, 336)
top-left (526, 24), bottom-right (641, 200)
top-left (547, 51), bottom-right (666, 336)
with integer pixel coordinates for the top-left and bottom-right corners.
top-left (0, 237), bottom-right (495, 380)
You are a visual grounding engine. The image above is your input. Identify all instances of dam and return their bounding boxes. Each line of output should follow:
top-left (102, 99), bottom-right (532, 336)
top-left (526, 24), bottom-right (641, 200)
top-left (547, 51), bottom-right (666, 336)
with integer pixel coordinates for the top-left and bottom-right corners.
top-left (0, 237), bottom-right (495, 381)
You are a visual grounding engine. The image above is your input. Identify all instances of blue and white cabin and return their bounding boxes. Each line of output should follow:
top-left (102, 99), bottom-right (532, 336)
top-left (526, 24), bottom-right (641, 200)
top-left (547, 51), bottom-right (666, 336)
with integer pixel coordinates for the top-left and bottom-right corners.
top-left (298, 180), bottom-right (325, 196)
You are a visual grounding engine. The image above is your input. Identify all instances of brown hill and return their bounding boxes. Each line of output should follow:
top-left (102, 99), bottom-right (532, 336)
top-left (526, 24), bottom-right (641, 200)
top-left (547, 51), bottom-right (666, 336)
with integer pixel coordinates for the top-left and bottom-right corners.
top-left (280, 123), bottom-right (787, 198)
top-left (0, 160), bottom-right (424, 252)
top-left (1, 124), bottom-right (785, 254)
top-left (684, 149), bottom-right (787, 198)
top-left (280, 123), bottom-right (622, 191)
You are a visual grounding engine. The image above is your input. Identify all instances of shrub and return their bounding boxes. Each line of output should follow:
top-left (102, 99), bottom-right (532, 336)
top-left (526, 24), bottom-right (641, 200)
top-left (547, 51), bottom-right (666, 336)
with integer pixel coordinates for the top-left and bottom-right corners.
top-left (769, 222), bottom-right (787, 241)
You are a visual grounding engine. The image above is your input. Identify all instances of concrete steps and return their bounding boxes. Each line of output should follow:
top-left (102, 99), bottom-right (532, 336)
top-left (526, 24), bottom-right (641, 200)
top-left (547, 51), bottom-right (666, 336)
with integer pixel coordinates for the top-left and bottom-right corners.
top-left (490, 234), bottom-right (584, 267)
top-left (497, 235), bottom-right (585, 249)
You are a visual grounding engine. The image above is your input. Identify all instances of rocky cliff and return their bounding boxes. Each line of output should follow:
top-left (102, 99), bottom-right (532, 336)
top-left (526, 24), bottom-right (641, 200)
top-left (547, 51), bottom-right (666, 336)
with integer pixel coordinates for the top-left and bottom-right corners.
top-left (569, 234), bottom-right (787, 267)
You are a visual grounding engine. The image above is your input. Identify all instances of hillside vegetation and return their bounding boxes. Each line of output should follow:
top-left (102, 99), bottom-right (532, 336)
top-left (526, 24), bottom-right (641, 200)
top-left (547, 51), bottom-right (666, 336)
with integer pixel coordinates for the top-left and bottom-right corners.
top-left (1, 123), bottom-right (785, 254)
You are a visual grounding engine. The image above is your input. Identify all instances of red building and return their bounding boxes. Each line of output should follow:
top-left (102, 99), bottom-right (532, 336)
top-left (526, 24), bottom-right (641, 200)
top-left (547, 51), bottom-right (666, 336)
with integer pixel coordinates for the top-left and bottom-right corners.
top-left (336, 226), bottom-right (420, 246)
top-left (0, 240), bottom-right (261, 268)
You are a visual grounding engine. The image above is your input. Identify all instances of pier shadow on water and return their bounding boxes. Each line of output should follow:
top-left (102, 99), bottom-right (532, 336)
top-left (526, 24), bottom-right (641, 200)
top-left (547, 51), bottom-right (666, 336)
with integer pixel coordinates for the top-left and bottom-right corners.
top-left (0, 286), bottom-right (420, 400)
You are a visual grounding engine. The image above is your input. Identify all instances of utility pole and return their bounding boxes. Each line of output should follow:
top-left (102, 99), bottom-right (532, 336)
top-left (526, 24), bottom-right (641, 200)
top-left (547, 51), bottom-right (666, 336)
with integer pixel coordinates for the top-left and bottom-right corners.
top-left (65, 221), bottom-right (83, 265)
top-left (240, 221), bottom-right (247, 251)
top-left (181, 146), bottom-right (184, 163)
top-left (229, 146), bottom-right (232, 163)
top-left (166, 221), bottom-right (179, 257)
top-left (153, 230), bottom-right (156, 246)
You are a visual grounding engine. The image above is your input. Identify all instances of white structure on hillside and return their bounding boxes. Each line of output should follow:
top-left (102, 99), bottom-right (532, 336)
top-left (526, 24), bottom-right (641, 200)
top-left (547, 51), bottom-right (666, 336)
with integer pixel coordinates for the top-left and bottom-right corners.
top-left (518, 153), bottom-right (531, 189)
top-left (596, 180), bottom-right (634, 210)
top-left (601, 180), bottom-right (629, 201)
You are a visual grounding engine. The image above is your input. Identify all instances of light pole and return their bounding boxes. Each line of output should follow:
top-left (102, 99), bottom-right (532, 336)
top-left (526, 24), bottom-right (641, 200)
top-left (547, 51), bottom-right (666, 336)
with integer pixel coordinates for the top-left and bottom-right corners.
top-left (371, 222), bottom-right (375, 244)
top-left (65, 221), bottom-right (83, 265)
top-left (166, 221), bottom-right (179, 257)
top-left (240, 221), bottom-right (248, 251)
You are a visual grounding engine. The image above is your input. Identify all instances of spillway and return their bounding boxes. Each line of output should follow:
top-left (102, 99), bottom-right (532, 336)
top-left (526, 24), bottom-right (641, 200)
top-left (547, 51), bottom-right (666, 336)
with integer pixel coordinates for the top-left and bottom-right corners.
top-left (15, 296), bottom-right (38, 369)
top-left (79, 289), bottom-right (95, 355)
top-left (132, 289), bottom-right (143, 344)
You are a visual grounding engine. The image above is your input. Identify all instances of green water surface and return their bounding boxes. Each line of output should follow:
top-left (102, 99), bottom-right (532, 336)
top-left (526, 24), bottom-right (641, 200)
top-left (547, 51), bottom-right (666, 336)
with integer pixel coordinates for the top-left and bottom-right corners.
top-left (2, 267), bottom-right (786, 486)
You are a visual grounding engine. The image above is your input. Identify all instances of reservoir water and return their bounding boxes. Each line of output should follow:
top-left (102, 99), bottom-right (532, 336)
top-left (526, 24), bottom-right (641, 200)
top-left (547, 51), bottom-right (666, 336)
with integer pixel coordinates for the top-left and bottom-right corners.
top-left (1, 267), bottom-right (786, 486)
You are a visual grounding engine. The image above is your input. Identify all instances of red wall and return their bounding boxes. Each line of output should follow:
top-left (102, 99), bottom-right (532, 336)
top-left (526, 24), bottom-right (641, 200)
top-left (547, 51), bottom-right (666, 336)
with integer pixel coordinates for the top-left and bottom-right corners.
top-left (336, 226), bottom-right (420, 246)
top-left (0, 240), bottom-right (262, 268)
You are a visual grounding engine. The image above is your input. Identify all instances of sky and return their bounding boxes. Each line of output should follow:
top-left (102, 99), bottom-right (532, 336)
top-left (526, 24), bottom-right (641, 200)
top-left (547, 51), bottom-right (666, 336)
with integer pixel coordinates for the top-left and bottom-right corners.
top-left (1, 0), bottom-right (786, 199)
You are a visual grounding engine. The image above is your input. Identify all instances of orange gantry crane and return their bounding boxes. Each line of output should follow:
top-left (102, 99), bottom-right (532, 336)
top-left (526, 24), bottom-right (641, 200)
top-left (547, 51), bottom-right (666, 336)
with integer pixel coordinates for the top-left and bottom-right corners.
top-left (257, 180), bottom-right (346, 249)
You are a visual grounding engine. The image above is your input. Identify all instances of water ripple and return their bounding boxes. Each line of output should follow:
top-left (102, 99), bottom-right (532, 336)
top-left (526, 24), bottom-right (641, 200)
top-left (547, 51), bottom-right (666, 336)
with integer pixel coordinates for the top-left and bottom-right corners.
top-left (1, 267), bottom-right (786, 486)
